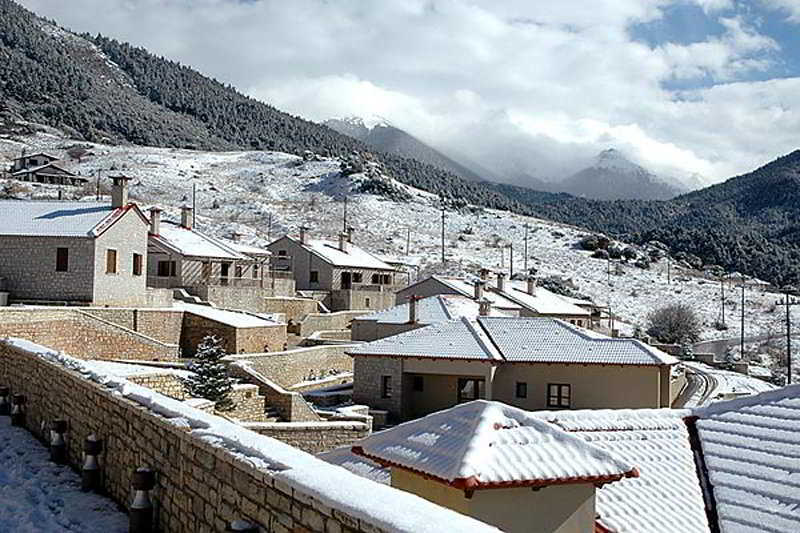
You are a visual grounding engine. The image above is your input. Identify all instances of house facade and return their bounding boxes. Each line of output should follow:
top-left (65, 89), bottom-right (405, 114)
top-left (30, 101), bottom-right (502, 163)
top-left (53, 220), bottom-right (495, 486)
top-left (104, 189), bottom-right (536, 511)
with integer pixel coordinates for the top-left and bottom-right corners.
top-left (0, 176), bottom-right (149, 305)
top-left (348, 317), bottom-right (679, 421)
top-left (267, 228), bottom-right (401, 311)
top-left (8, 152), bottom-right (87, 187)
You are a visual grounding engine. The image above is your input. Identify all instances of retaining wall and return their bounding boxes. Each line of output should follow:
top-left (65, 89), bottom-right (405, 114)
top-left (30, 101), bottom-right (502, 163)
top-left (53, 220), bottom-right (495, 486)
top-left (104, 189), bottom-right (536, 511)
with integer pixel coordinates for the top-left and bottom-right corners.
top-left (298, 310), bottom-right (368, 337)
top-left (262, 297), bottom-right (320, 323)
top-left (0, 339), bottom-right (495, 533)
top-left (228, 344), bottom-right (355, 389)
top-left (244, 421), bottom-right (370, 454)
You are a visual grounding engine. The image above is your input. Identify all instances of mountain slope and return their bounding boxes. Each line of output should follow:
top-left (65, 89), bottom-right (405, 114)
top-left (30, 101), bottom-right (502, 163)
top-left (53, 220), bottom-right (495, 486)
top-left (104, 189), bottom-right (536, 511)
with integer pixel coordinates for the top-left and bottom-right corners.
top-left (325, 117), bottom-right (485, 182)
top-left (555, 149), bottom-right (684, 200)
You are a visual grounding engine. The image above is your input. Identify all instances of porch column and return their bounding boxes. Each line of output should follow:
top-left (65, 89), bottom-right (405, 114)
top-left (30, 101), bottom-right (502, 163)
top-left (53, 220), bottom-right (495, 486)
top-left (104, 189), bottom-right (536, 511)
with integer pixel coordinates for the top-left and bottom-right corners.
top-left (485, 365), bottom-right (497, 400)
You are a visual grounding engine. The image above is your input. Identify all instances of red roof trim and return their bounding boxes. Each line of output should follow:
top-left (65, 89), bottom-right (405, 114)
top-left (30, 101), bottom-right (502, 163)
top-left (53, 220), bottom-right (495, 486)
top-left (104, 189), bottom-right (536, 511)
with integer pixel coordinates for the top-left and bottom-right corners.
top-left (595, 520), bottom-right (615, 533)
top-left (92, 203), bottom-right (149, 237)
top-left (346, 351), bottom-right (667, 366)
top-left (352, 446), bottom-right (638, 494)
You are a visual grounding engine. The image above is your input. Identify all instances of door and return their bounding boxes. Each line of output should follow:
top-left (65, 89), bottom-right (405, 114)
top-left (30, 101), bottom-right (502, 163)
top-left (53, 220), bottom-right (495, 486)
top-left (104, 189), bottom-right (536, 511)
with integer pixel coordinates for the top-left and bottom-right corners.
top-left (341, 271), bottom-right (352, 289)
top-left (220, 262), bottom-right (231, 286)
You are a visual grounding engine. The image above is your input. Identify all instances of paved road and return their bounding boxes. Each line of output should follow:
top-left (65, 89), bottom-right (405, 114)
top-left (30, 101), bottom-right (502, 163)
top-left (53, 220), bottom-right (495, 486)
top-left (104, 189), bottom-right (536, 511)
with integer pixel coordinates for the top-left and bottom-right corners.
top-left (673, 363), bottom-right (717, 408)
top-left (694, 334), bottom-right (786, 358)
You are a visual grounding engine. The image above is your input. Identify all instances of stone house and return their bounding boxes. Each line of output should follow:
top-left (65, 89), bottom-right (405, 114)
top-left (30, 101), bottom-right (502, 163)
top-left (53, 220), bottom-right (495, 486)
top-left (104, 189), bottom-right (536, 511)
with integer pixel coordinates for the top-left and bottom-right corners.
top-left (147, 206), bottom-right (294, 310)
top-left (0, 176), bottom-right (150, 306)
top-left (351, 400), bottom-right (637, 533)
top-left (8, 152), bottom-right (87, 186)
top-left (9, 151), bottom-right (59, 172)
top-left (348, 316), bottom-right (679, 421)
top-left (396, 273), bottom-right (593, 328)
top-left (268, 228), bottom-right (401, 311)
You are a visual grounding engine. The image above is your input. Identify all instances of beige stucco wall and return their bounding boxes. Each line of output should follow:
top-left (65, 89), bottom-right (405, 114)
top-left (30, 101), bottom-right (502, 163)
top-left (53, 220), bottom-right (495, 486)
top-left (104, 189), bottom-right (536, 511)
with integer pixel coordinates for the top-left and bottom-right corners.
top-left (395, 278), bottom-right (460, 304)
top-left (391, 468), bottom-right (595, 533)
top-left (492, 363), bottom-right (663, 410)
top-left (92, 208), bottom-right (149, 306)
top-left (351, 320), bottom-right (424, 342)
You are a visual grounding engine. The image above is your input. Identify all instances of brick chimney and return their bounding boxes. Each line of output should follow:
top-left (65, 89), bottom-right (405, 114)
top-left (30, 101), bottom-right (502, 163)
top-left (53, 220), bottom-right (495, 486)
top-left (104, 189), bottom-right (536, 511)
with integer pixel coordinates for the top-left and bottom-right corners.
top-left (180, 205), bottom-right (193, 230)
top-left (496, 272), bottom-right (506, 293)
top-left (479, 297), bottom-right (492, 317)
top-left (474, 280), bottom-right (485, 301)
top-left (299, 226), bottom-right (309, 245)
top-left (110, 175), bottom-right (132, 209)
top-left (408, 295), bottom-right (419, 323)
top-left (149, 206), bottom-right (162, 236)
top-left (339, 232), bottom-right (350, 252)
top-left (527, 276), bottom-right (537, 296)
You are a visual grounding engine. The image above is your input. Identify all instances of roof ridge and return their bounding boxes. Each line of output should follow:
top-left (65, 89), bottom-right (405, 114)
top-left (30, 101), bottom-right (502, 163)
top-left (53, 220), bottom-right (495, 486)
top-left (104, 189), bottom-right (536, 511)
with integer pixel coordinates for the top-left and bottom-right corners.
top-left (469, 317), bottom-right (505, 362)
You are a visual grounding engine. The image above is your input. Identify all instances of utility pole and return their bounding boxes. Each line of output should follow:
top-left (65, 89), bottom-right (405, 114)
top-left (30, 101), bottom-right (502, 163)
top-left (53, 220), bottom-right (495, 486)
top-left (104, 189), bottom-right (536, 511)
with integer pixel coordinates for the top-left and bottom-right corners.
top-left (267, 213), bottom-right (273, 241)
top-left (780, 288), bottom-right (800, 384)
top-left (607, 256), bottom-right (611, 286)
top-left (667, 257), bottom-right (671, 284)
top-left (95, 170), bottom-right (100, 201)
top-left (406, 227), bottom-right (410, 256)
top-left (440, 206), bottom-right (446, 266)
top-left (192, 182), bottom-right (197, 228)
top-left (524, 223), bottom-right (529, 273)
top-left (509, 243), bottom-right (514, 279)
top-left (343, 195), bottom-right (348, 233)
top-left (740, 280), bottom-right (745, 360)
top-left (721, 275), bottom-right (726, 327)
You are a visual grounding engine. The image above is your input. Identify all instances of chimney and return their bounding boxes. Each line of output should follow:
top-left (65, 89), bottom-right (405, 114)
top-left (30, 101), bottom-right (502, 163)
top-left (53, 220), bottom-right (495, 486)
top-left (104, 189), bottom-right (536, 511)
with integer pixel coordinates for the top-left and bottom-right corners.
top-left (479, 268), bottom-right (491, 281)
top-left (110, 175), bottom-right (131, 209)
top-left (181, 205), bottom-right (194, 230)
top-left (527, 276), bottom-right (537, 296)
top-left (479, 297), bottom-right (492, 317)
top-left (232, 232), bottom-right (244, 242)
top-left (346, 225), bottom-right (354, 243)
top-left (299, 226), bottom-right (309, 245)
top-left (149, 206), bottom-right (162, 235)
top-left (496, 272), bottom-right (506, 293)
top-left (408, 295), bottom-right (419, 323)
top-left (339, 232), bottom-right (350, 252)
top-left (474, 280), bottom-right (485, 301)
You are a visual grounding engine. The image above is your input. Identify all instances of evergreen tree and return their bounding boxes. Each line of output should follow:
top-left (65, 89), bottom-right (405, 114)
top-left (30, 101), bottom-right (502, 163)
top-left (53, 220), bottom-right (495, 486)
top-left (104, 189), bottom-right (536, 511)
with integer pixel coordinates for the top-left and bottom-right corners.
top-left (182, 336), bottom-right (235, 411)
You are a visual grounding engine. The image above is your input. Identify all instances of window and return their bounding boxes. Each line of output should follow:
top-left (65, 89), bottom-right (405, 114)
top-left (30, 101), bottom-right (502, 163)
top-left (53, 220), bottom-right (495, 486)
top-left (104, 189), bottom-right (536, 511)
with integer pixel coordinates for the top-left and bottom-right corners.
top-left (220, 263), bottom-right (230, 277)
top-left (132, 253), bottom-right (143, 276)
top-left (547, 384), bottom-right (571, 409)
top-left (365, 298), bottom-right (371, 308)
top-left (310, 271), bottom-right (319, 283)
top-left (105, 249), bottom-right (117, 274)
top-left (382, 274), bottom-right (391, 285)
top-left (413, 375), bottom-right (424, 392)
top-left (55, 248), bottom-right (69, 272)
top-left (235, 265), bottom-right (243, 278)
top-left (515, 382), bottom-right (527, 399)
top-left (352, 272), bottom-right (363, 283)
top-left (157, 261), bottom-right (176, 277)
top-left (381, 376), bottom-right (392, 399)
top-left (371, 273), bottom-right (380, 284)
top-left (278, 250), bottom-right (287, 256)
top-left (253, 265), bottom-right (260, 279)
top-left (457, 378), bottom-right (485, 403)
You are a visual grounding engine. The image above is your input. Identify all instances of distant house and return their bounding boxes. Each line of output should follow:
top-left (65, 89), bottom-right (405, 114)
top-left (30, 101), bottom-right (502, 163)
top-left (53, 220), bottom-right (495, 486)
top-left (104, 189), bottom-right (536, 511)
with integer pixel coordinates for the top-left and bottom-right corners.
top-left (9, 152), bottom-right (59, 172)
top-left (10, 162), bottom-right (87, 187)
top-left (397, 273), bottom-right (593, 328)
top-left (146, 206), bottom-right (292, 309)
top-left (0, 176), bottom-right (149, 305)
top-left (348, 316), bottom-right (679, 420)
top-left (351, 294), bottom-right (509, 341)
top-left (267, 227), bottom-right (401, 311)
top-left (350, 400), bottom-right (637, 533)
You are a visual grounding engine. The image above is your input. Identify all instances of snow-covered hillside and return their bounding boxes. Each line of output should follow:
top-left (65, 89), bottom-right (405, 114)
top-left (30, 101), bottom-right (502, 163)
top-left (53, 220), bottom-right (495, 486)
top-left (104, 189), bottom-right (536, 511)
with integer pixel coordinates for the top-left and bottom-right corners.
top-left (1, 133), bottom-right (798, 355)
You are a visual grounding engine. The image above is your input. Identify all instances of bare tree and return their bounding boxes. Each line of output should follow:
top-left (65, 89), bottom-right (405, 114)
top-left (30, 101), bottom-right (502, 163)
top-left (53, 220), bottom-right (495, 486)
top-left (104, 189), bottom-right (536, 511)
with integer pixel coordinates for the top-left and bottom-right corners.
top-left (646, 303), bottom-right (701, 344)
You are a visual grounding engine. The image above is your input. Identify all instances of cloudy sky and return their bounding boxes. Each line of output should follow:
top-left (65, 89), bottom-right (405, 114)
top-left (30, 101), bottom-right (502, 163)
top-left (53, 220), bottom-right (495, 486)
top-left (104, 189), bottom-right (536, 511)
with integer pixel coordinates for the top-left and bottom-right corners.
top-left (19, 0), bottom-right (800, 185)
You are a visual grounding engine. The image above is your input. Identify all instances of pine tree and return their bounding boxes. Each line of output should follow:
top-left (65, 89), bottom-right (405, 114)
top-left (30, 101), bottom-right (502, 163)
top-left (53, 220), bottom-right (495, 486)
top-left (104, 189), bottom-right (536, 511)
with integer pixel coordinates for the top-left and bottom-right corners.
top-left (182, 336), bottom-right (235, 411)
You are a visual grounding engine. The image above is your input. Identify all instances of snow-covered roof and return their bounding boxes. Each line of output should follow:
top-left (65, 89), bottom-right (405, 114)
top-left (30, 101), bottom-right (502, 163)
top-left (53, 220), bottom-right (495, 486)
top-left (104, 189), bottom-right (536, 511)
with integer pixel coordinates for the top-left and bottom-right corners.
top-left (318, 446), bottom-right (390, 485)
top-left (296, 237), bottom-right (395, 270)
top-left (10, 162), bottom-right (77, 177)
top-left (175, 302), bottom-right (280, 328)
top-left (12, 151), bottom-right (59, 161)
top-left (0, 200), bottom-right (131, 237)
top-left (348, 317), bottom-right (678, 366)
top-left (693, 385), bottom-right (800, 533)
top-left (432, 277), bottom-right (522, 310)
top-left (499, 280), bottom-right (591, 316)
top-left (355, 295), bottom-right (508, 325)
top-left (353, 400), bottom-right (637, 490)
top-left (81, 360), bottom-right (191, 378)
top-left (225, 240), bottom-right (271, 257)
top-left (151, 221), bottom-right (247, 260)
top-left (532, 408), bottom-right (709, 533)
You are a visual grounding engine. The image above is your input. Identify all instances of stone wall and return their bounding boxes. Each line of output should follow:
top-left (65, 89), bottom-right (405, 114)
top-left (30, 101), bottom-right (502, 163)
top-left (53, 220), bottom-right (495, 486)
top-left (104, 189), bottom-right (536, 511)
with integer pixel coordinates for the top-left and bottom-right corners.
top-left (181, 312), bottom-right (286, 357)
top-left (227, 363), bottom-right (321, 423)
top-left (228, 345), bottom-right (355, 389)
top-left (81, 308), bottom-right (184, 345)
top-left (298, 310), bottom-right (368, 337)
top-left (0, 339), bottom-right (494, 533)
top-left (263, 297), bottom-right (320, 323)
top-left (128, 373), bottom-right (187, 400)
top-left (351, 320), bottom-right (422, 342)
top-left (0, 308), bottom-right (179, 361)
top-left (352, 356), bottom-right (404, 418)
top-left (330, 289), bottom-right (395, 313)
top-left (227, 384), bottom-right (266, 422)
top-left (187, 283), bottom-right (296, 314)
top-left (244, 421), bottom-right (370, 454)
top-left (91, 206), bottom-right (149, 306)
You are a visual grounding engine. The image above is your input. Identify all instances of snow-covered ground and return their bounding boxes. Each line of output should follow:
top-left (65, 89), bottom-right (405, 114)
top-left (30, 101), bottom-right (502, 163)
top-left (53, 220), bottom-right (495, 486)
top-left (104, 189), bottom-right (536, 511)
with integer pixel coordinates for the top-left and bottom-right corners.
top-left (2, 133), bottom-right (798, 345)
top-left (0, 417), bottom-right (128, 532)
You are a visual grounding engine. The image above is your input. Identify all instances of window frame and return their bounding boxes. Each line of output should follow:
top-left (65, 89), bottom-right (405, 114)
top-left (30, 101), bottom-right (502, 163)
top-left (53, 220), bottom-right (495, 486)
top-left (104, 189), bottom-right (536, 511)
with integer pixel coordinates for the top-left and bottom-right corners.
top-left (309, 270), bottom-right (319, 283)
top-left (515, 381), bottom-right (528, 399)
top-left (157, 260), bottom-right (176, 278)
top-left (352, 272), bottom-right (363, 283)
top-left (381, 376), bottom-right (393, 399)
top-left (132, 253), bottom-right (143, 276)
top-left (105, 248), bottom-right (118, 275)
top-left (55, 247), bottom-right (69, 272)
top-left (457, 378), bottom-right (485, 404)
top-left (547, 383), bottom-right (571, 409)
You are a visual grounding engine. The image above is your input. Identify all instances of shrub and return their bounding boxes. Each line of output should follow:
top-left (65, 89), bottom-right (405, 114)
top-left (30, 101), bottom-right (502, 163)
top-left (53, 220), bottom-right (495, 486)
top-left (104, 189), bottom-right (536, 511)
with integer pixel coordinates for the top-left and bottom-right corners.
top-left (646, 303), bottom-right (701, 344)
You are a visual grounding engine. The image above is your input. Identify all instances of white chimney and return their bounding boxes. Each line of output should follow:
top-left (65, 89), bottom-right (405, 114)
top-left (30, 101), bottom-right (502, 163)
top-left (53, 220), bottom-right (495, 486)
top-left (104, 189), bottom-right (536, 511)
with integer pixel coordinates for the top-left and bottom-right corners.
top-left (408, 295), bottom-right (419, 323)
top-left (347, 225), bottom-right (354, 243)
top-left (339, 232), bottom-right (350, 252)
top-left (527, 276), bottom-right (537, 296)
top-left (149, 206), bottom-right (162, 235)
top-left (474, 280), bottom-right (485, 301)
top-left (479, 297), bottom-right (492, 317)
top-left (181, 205), bottom-right (193, 230)
top-left (110, 175), bottom-right (131, 208)
top-left (231, 232), bottom-right (244, 242)
top-left (479, 268), bottom-right (491, 281)
top-left (299, 226), bottom-right (309, 245)
top-left (496, 272), bottom-right (506, 292)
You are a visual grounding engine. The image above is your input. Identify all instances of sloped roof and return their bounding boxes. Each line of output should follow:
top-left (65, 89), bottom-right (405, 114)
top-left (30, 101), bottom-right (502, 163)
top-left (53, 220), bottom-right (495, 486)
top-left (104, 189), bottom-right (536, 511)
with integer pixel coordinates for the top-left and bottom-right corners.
top-left (12, 152), bottom-right (59, 161)
top-left (151, 221), bottom-right (247, 260)
top-left (0, 200), bottom-right (132, 237)
top-left (10, 162), bottom-right (76, 177)
top-left (297, 236), bottom-right (395, 270)
top-left (226, 240), bottom-right (271, 257)
top-left (533, 408), bottom-right (710, 533)
top-left (353, 400), bottom-right (637, 490)
top-left (318, 446), bottom-right (390, 485)
top-left (693, 385), bottom-right (800, 533)
top-left (348, 317), bottom-right (678, 366)
top-left (356, 294), bottom-right (508, 325)
top-left (433, 276), bottom-right (522, 310)
top-left (174, 302), bottom-right (280, 328)
top-left (499, 280), bottom-right (591, 316)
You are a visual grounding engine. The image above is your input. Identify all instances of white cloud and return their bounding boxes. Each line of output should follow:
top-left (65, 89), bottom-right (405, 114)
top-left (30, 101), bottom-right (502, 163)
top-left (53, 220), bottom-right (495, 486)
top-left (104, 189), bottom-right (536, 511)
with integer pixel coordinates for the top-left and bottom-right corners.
top-left (760, 0), bottom-right (800, 22)
top-left (15, 0), bottom-right (800, 185)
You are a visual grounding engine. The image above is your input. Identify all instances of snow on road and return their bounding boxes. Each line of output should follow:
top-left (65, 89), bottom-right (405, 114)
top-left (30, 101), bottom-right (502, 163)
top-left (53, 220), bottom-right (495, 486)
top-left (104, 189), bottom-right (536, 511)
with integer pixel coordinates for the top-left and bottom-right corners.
top-left (0, 417), bottom-right (128, 532)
